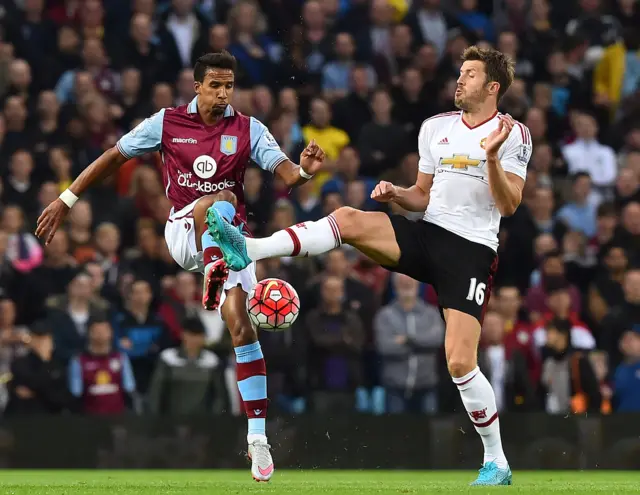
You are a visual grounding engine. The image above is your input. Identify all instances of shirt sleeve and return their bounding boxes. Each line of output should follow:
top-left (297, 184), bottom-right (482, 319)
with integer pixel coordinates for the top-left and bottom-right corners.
top-left (67, 356), bottom-right (83, 397)
top-left (249, 116), bottom-right (288, 173)
top-left (418, 119), bottom-right (436, 174)
top-left (499, 122), bottom-right (532, 180)
top-left (116, 109), bottom-right (165, 159)
top-left (120, 353), bottom-right (137, 393)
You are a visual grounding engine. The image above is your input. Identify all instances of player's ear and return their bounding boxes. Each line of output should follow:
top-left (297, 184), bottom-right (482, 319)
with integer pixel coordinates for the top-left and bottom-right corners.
top-left (487, 81), bottom-right (500, 96)
top-left (194, 81), bottom-right (202, 95)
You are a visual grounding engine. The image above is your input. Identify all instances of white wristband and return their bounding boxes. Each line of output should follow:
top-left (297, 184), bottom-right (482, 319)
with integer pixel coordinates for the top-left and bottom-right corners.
top-left (59, 189), bottom-right (79, 208)
top-left (299, 168), bottom-right (314, 180)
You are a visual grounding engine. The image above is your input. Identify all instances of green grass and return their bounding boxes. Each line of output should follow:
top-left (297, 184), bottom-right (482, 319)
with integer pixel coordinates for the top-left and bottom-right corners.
top-left (0, 470), bottom-right (638, 494)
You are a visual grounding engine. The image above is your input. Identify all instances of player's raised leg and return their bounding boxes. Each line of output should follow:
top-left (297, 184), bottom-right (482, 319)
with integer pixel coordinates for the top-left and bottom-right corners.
top-left (208, 206), bottom-right (401, 270)
top-left (445, 309), bottom-right (511, 486)
top-left (192, 191), bottom-right (237, 310)
top-left (220, 287), bottom-right (273, 482)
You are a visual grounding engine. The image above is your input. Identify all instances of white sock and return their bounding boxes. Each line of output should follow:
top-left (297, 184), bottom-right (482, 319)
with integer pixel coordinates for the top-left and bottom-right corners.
top-left (453, 367), bottom-right (508, 469)
top-left (245, 215), bottom-right (342, 261)
top-left (247, 433), bottom-right (268, 444)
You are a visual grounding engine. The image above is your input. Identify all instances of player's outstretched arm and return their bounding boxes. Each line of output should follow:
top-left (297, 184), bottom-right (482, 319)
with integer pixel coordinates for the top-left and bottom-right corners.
top-left (35, 147), bottom-right (129, 245)
top-left (37, 110), bottom-right (164, 245)
top-left (371, 172), bottom-right (433, 212)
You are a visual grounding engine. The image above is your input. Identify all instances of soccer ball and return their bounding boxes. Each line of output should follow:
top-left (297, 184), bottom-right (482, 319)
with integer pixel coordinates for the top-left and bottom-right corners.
top-left (247, 278), bottom-right (300, 331)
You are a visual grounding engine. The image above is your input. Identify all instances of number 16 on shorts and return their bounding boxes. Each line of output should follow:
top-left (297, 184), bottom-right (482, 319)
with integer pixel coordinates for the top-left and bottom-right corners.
top-left (466, 277), bottom-right (486, 306)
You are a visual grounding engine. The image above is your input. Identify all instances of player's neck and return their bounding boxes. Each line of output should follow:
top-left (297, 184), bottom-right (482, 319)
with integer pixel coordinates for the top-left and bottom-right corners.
top-left (461, 106), bottom-right (498, 128)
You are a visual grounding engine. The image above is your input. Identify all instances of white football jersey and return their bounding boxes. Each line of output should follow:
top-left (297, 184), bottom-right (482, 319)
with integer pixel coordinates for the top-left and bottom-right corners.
top-left (418, 111), bottom-right (532, 251)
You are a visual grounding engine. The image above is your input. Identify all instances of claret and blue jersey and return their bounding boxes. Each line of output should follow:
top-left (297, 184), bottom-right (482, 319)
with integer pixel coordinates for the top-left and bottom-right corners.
top-left (116, 96), bottom-right (288, 221)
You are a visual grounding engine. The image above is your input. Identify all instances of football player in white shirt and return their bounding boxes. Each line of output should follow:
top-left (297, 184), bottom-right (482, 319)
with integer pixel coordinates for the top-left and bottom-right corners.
top-left (209, 46), bottom-right (531, 486)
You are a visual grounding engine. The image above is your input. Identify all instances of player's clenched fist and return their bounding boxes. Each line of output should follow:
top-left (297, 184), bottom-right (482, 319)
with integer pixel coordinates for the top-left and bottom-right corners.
top-left (371, 181), bottom-right (398, 202)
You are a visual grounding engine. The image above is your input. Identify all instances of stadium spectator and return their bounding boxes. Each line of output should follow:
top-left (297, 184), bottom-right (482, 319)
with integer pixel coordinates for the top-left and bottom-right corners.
top-left (479, 310), bottom-right (537, 412)
top-left (0, 298), bottom-right (29, 411)
top-left (601, 268), bottom-right (640, 371)
top-left (613, 326), bottom-right (640, 411)
top-left (47, 269), bottom-right (111, 363)
top-left (30, 231), bottom-right (77, 311)
top-left (306, 275), bottom-right (366, 413)
top-left (593, 27), bottom-right (640, 119)
top-left (5, 320), bottom-right (77, 416)
top-left (357, 88), bottom-right (408, 178)
top-left (307, 248), bottom-right (375, 336)
top-left (495, 285), bottom-right (541, 389)
top-left (113, 278), bottom-right (169, 394)
top-left (533, 277), bottom-right (596, 351)
top-left (566, 116), bottom-right (616, 196)
top-left (148, 316), bottom-right (230, 415)
top-left (614, 168), bottom-right (640, 211)
top-left (323, 33), bottom-right (365, 103)
top-left (405, 0), bottom-right (448, 58)
top-left (3, 150), bottom-right (38, 215)
top-left (332, 65), bottom-right (374, 142)
top-left (556, 173), bottom-right (599, 238)
top-left (1, 204), bottom-right (43, 274)
top-left (227, 0), bottom-right (279, 87)
top-left (587, 243), bottom-right (628, 331)
top-left (526, 251), bottom-right (582, 321)
top-left (374, 273), bottom-right (444, 414)
top-left (540, 318), bottom-right (601, 415)
top-left (68, 317), bottom-right (138, 415)
top-left (115, 13), bottom-right (163, 89)
top-left (617, 202), bottom-right (640, 259)
top-left (303, 97), bottom-right (349, 171)
top-left (55, 37), bottom-right (117, 105)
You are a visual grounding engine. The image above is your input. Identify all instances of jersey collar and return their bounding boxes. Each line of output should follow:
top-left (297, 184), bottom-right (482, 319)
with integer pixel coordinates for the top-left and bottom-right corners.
top-left (187, 96), bottom-right (235, 117)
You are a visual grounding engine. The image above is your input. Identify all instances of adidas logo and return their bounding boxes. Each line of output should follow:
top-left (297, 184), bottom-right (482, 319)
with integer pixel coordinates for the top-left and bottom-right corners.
top-left (438, 137), bottom-right (449, 145)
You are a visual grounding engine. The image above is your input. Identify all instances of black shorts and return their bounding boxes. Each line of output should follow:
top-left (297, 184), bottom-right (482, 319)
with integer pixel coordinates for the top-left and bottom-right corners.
top-left (383, 215), bottom-right (498, 323)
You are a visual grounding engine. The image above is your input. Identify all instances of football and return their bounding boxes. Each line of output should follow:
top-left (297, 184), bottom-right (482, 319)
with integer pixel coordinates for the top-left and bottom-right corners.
top-left (247, 278), bottom-right (300, 331)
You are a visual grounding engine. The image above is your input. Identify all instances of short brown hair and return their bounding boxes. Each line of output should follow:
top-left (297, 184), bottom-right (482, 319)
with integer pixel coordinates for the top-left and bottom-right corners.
top-left (461, 45), bottom-right (515, 100)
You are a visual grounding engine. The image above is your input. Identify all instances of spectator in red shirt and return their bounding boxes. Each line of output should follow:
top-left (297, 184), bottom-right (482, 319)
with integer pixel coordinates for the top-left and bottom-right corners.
top-left (533, 277), bottom-right (596, 351)
top-left (68, 316), bottom-right (138, 415)
top-left (495, 285), bottom-right (541, 387)
top-left (525, 250), bottom-right (582, 321)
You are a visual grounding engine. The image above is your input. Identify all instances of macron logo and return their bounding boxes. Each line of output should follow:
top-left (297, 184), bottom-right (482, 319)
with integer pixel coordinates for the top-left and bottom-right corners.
top-left (172, 138), bottom-right (198, 144)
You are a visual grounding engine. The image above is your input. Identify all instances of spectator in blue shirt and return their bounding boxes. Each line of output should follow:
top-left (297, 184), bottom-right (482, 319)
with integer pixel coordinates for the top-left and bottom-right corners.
top-left (613, 326), bottom-right (640, 412)
top-left (113, 278), bottom-right (170, 394)
top-left (457, 0), bottom-right (495, 43)
top-left (556, 172), bottom-right (598, 239)
top-left (322, 32), bottom-right (375, 103)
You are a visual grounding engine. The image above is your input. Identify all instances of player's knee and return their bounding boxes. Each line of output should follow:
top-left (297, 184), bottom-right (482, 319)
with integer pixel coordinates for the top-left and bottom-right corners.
top-left (196, 191), bottom-right (238, 212)
top-left (213, 190), bottom-right (237, 208)
top-left (447, 356), bottom-right (477, 378)
top-left (332, 206), bottom-right (363, 241)
top-left (228, 318), bottom-right (257, 346)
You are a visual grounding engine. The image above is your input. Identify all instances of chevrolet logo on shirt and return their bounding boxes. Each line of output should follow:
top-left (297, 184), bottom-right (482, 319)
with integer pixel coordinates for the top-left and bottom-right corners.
top-left (440, 154), bottom-right (482, 170)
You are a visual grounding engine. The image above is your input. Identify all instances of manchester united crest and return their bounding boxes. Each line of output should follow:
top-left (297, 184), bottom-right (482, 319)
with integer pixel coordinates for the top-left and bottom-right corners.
top-left (480, 138), bottom-right (487, 149)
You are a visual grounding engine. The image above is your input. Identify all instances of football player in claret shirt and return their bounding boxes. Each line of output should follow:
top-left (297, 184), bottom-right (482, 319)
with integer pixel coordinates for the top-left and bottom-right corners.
top-left (211, 46), bottom-right (533, 486)
top-left (36, 50), bottom-right (325, 482)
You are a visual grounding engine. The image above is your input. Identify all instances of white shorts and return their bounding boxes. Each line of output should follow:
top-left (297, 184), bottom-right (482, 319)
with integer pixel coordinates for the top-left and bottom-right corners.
top-left (164, 200), bottom-right (257, 305)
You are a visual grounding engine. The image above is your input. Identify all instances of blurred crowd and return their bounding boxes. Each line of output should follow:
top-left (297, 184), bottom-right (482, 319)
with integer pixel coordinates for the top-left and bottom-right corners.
top-left (1, 0), bottom-right (640, 418)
